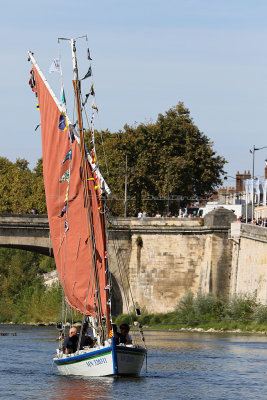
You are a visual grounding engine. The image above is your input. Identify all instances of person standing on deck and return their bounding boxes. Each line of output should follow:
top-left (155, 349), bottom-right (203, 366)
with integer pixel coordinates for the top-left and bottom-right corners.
top-left (63, 327), bottom-right (78, 354)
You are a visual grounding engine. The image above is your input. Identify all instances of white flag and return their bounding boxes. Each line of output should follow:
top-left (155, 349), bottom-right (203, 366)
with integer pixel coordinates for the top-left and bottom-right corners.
top-left (49, 58), bottom-right (62, 74)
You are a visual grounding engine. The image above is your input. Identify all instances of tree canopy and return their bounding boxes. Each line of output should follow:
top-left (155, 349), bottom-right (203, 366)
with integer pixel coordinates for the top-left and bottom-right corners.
top-left (92, 102), bottom-right (226, 216)
top-left (0, 157), bottom-right (46, 214)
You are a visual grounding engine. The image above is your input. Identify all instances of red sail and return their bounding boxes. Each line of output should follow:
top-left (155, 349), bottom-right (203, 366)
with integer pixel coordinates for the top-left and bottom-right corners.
top-left (33, 65), bottom-right (106, 316)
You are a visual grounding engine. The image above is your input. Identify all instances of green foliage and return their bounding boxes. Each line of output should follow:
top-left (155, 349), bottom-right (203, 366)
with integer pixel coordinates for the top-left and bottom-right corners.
top-left (0, 248), bottom-right (60, 323)
top-left (0, 156), bottom-right (46, 214)
top-left (225, 294), bottom-right (258, 319)
top-left (175, 291), bottom-right (197, 324)
top-left (90, 102), bottom-right (226, 216)
top-left (136, 236), bottom-right (143, 248)
top-left (114, 314), bottom-right (132, 327)
top-left (114, 292), bottom-right (267, 332)
top-left (253, 304), bottom-right (267, 324)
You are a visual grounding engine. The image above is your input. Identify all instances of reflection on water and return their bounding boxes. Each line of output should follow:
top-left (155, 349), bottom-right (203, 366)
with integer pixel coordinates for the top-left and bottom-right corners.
top-left (1, 325), bottom-right (267, 400)
top-left (51, 376), bottom-right (115, 400)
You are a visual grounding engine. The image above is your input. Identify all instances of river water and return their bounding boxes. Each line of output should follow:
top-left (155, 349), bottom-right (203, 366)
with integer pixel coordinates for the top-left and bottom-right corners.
top-left (1, 325), bottom-right (267, 400)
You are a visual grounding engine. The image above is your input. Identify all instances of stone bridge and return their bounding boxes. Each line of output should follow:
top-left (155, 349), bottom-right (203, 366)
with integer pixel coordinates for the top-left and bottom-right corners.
top-left (0, 214), bottom-right (52, 256)
top-left (1, 210), bottom-right (267, 314)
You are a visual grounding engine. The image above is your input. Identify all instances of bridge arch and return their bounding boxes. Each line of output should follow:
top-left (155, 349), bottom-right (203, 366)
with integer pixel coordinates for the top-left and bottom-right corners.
top-left (0, 214), bottom-right (124, 315)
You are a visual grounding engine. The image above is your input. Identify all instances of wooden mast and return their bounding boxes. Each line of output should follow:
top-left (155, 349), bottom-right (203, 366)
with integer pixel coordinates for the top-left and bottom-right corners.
top-left (70, 39), bottom-right (104, 340)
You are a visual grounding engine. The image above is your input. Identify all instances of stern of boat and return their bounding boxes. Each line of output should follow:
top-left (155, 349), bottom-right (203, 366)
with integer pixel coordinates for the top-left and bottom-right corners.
top-left (116, 345), bottom-right (147, 376)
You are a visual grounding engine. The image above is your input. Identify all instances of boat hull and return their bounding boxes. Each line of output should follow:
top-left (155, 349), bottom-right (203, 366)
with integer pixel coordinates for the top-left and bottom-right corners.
top-left (53, 343), bottom-right (146, 377)
top-left (116, 346), bottom-right (146, 375)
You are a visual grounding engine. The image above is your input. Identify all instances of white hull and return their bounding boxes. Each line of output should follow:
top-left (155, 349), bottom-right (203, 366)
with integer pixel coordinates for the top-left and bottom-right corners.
top-left (53, 342), bottom-right (146, 377)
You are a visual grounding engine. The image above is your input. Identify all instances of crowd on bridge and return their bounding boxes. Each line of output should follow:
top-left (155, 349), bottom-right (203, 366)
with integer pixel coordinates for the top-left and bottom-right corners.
top-left (19, 209), bottom-right (39, 215)
top-left (132, 210), bottom-right (201, 218)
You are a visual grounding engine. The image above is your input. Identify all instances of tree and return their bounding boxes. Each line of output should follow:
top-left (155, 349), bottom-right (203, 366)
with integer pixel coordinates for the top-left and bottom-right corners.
top-left (93, 102), bottom-right (226, 216)
top-left (0, 157), bottom-right (46, 214)
top-left (31, 158), bottom-right (46, 214)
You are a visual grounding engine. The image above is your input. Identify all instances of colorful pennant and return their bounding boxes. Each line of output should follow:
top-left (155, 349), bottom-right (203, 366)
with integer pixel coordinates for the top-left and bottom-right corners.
top-left (82, 66), bottom-right (92, 80)
top-left (62, 150), bottom-right (72, 165)
top-left (59, 168), bottom-right (70, 183)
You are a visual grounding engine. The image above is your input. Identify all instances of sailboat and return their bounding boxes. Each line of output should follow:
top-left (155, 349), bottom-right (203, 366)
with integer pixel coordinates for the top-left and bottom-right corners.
top-left (28, 37), bottom-right (147, 377)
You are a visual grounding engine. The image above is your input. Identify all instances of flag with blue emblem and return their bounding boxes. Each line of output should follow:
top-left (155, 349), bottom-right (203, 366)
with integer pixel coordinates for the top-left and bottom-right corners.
top-left (59, 113), bottom-right (68, 131)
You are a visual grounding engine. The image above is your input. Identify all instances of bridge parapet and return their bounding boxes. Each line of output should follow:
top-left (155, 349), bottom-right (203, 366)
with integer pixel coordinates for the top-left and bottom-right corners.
top-left (0, 213), bottom-right (52, 256)
top-left (0, 213), bottom-right (49, 226)
top-left (230, 221), bottom-right (267, 243)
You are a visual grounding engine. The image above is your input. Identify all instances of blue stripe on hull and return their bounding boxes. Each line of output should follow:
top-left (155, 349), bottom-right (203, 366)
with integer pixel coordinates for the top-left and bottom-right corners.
top-left (54, 346), bottom-right (112, 365)
top-left (112, 337), bottom-right (118, 374)
top-left (54, 344), bottom-right (147, 376)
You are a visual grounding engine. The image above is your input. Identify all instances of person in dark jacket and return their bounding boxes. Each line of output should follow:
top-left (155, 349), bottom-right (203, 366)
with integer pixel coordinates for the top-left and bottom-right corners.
top-left (63, 327), bottom-right (78, 354)
top-left (79, 322), bottom-right (94, 349)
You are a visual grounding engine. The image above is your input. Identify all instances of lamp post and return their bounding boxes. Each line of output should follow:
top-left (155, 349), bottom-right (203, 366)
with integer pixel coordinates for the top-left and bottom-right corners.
top-left (119, 155), bottom-right (134, 217)
top-left (125, 155), bottom-right (127, 218)
top-left (250, 145), bottom-right (267, 223)
top-left (167, 161), bottom-right (170, 215)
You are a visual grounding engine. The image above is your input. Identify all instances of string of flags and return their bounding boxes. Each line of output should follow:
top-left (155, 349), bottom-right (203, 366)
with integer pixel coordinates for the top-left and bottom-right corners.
top-left (45, 45), bottom-right (105, 237)
top-left (83, 64), bottom-right (102, 209)
top-left (58, 148), bottom-right (73, 233)
top-left (82, 45), bottom-right (112, 303)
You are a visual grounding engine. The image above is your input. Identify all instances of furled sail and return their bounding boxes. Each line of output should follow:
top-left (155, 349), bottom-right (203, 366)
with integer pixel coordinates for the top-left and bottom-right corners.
top-left (29, 53), bottom-right (108, 317)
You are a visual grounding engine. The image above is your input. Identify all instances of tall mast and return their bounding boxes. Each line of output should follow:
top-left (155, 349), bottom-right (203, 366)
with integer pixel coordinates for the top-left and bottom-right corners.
top-left (70, 39), bottom-right (104, 340)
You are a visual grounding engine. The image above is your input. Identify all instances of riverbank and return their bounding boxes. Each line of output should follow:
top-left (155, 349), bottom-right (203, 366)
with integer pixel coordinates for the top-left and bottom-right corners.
top-left (2, 290), bottom-right (267, 334)
top-left (1, 322), bottom-right (267, 336)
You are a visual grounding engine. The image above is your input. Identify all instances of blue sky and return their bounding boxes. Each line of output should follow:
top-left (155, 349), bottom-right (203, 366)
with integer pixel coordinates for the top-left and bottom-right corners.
top-left (1, 0), bottom-right (267, 186)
